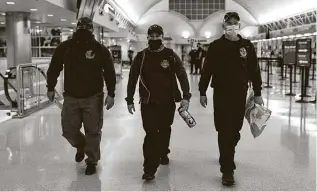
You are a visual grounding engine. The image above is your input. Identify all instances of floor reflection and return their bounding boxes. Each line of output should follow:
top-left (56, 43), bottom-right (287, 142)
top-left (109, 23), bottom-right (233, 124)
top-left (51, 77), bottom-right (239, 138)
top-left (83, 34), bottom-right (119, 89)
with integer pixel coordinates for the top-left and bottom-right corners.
top-left (68, 164), bottom-right (101, 191)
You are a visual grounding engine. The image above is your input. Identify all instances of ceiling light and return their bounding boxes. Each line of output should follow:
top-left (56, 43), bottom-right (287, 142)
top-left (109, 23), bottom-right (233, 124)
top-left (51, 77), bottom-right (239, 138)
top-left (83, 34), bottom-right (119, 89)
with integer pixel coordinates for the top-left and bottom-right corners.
top-left (182, 31), bottom-right (190, 39)
top-left (205, 31), bottom-right (211, 38)
top-left (304, 33), bottom-right (312, 36)
top-left (296, 34), bottom-right (303, 37)
top-left (313, 32), bottom-right (317, 35)
top-left (61, 19), bottom-right (66, 21)
top-left (1, 13), bottom-right (6, 16)
top-left (6, 2), bottom-right (15, 5)
top-left (47, 14), bottom-right (54, 17)
top-left (30, 9), bottom-right (37, 11)
top-left (35, 21), bottom-right (41, 23)
top-left (0, 22), bottom-right (5, 25)
top-left (71, 22), bottom-right (76, 25)
top-left (70, 29), bottom-right (73, 32)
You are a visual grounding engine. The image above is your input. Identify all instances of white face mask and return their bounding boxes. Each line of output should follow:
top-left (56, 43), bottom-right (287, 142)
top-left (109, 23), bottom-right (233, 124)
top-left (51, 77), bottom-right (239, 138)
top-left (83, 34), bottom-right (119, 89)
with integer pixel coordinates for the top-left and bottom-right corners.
top-left (225, 25), bottom-right (239, 36)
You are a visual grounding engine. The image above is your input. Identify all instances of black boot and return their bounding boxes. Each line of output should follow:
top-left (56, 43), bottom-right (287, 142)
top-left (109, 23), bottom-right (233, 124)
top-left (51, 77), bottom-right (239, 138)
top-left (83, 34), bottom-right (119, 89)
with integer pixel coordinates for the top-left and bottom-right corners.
top-left (75, 149), bottom-right (85, 163)
top-left (142, 172), bottom-right (155, 181)
top-left (222, 173), bottom-right (235, 186)
top-left (85, 163), bottom-right (96, 175)
top-left (160, 155), bottom-right (169, 165)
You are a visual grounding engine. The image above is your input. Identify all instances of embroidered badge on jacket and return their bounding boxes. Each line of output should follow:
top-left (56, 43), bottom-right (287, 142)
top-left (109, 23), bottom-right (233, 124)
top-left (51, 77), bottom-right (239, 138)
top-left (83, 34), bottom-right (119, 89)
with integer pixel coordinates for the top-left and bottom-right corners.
top-left (240, 47), bottom-right (247, 58)
top-left (160, 60), bottom-right (170, 68)
top-left (85, 50), bottom-right (95, 59)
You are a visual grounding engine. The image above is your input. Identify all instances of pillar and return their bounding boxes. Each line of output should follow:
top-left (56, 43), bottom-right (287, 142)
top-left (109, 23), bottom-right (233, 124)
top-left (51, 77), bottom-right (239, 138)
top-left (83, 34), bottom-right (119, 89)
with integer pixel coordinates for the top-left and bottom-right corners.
top-left (5, 12), bottom-right (31, 68)
top-left (94, 27), bottom-right (101, 42)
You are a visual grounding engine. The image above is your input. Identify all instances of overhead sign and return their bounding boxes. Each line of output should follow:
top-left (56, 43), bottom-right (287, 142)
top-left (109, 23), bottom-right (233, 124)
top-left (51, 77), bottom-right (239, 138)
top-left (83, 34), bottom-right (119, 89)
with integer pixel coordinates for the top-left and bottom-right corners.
top-left (296, 39), bottom-right (312, 68)
top-left (187, 39), bottom-right (208, 43)
top-left (282, 41), bottom-right (296, 65)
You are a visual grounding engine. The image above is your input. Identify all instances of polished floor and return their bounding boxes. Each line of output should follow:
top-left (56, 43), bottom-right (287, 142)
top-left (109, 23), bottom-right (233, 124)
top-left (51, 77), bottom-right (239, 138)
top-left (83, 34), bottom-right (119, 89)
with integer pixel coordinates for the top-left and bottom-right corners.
top-left (0, 70), bottom-right (316, 191)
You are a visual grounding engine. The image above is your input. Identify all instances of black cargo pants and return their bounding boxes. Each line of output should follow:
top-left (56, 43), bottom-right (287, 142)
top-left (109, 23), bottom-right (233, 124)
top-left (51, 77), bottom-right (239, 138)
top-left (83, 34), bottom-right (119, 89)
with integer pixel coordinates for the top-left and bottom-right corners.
top-left (213, 86), bottom-right (247, 174)
top-left (61, 92), bottom-right (104, 164)
top-left (140, 102), bottom-right (176, 174)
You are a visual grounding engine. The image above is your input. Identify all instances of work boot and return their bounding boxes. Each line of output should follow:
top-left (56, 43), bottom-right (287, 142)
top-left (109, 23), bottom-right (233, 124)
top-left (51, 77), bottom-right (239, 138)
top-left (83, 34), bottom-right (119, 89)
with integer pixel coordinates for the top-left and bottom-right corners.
top-left (222, 173), bottom-right (235, 186)
top-left (142, 172), bottom-right (155, 181)
top-left (85, 163), bottom-right (96, 175)
top-left (160, 155), bottom-right (169, 165)
top-left (75, 149), bottom-right (85, 163)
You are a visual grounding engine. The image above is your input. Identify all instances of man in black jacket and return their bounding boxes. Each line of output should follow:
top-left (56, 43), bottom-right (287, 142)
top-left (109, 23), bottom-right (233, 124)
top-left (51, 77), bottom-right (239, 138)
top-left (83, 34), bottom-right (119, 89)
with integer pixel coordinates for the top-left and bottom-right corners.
top-left (199, 12), bottom-right (263, 186)
top-left (46, 17), bottom-right (116, 175)
top-left (126, 24), bottom-right (191, 181)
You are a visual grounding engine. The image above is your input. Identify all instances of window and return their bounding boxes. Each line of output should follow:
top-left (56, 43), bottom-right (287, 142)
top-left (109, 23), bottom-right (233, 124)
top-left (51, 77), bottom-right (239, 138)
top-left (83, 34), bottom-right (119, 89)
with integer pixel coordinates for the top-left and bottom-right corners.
top-left (169, 0), bottom-right (225, 20)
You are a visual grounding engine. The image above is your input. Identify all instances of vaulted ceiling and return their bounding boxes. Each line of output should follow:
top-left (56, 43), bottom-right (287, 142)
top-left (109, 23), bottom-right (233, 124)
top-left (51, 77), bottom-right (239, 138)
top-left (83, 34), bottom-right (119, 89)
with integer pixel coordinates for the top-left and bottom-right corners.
top-left (111, 0), bottom-right (316, 38)
top-left (113, 0), bottom-right (316, 24)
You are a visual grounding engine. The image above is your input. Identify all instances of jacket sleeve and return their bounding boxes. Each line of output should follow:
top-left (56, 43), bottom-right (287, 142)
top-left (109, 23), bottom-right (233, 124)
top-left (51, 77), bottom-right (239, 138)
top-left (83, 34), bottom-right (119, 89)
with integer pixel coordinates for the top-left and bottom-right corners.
top-left (46, 43), bottom-right (65, 92)
top-left (125, 51), bottom-right (142, 105)
top-left (247, 40), bottom-right (262, 96)
top-left (172, 51), bottom-right (192, 101)
top-left (101, 46), bottom-right (116, 98)
top-left (199, 42), bottom-right (216, 96)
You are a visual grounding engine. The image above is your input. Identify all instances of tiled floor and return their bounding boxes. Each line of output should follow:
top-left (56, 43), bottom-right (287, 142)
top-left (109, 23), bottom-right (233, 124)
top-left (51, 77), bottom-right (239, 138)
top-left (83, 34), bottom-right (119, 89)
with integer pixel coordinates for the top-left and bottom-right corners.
top-left (0, 71), bottom-right (316, 191)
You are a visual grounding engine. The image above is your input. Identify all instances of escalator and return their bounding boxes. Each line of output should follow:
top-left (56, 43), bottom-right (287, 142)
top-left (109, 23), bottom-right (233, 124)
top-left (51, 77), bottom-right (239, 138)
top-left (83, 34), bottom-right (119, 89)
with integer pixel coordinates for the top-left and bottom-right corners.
top-left (0, 68), bottom-right (18, 111)
top-left (0, 65), bottom-right (62, 118)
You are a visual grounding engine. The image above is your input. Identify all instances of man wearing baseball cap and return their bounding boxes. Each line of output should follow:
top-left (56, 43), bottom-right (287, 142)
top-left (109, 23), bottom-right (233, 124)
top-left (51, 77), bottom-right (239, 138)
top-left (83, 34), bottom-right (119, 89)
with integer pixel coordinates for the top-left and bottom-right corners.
top-left (126, 24), bottom-right (191, 181)
top-left (199, 12), bottom-right (263, 186)
top-left (46, 17), bottom-right (116, 175)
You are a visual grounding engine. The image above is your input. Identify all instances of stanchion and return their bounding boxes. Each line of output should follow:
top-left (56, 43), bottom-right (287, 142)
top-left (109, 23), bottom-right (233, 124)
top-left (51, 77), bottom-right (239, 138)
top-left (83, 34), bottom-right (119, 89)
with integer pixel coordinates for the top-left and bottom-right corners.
top-left (279, 63), bottom-right (284, 80)
top-left (305, 67), bottom-right (311, 88)
top-left (264, 59), bottom-right (272, 88)
top-left (285, 65), bottom-right (296, 96)
top-left (310, 62), bottom-right (316, 80)
top-left (293, 66), bottom-right (298, 83)
top-left (296, 67), bottom-right (310, 103)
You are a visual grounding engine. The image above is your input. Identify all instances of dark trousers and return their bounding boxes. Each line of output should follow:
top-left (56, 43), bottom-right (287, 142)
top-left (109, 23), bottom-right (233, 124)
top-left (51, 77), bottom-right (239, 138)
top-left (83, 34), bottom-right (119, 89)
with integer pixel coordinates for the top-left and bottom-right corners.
top-left (195, 60), bottom-right (202, 74)
top-left (213, 87), bottom-right (247, 174)
top-left (190, 62), bottom-right (195, 74)
top-left (61, 92), bottom-right (104, 164)
top-left (140, 102), bottom-right (176, 173)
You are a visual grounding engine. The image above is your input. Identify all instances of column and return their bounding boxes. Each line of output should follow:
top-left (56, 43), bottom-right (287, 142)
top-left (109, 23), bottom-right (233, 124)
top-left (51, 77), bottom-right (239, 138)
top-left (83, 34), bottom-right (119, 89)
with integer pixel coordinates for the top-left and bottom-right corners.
top-left (93, 27), bottom-right (101, 42)
top-left (5, 12), bottom-right (31, 68)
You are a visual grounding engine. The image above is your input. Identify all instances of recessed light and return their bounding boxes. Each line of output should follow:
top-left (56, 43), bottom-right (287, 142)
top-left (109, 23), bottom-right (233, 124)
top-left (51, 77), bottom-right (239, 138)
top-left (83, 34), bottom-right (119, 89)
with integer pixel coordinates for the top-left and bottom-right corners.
top-left (0, 22), bottom-right (5, 25)
top-left (61, 19), bottom-right (66, 21)
top-left (71, 22), bottom-right (76, 25)
top-left (35, 21), bottom-right (41, 23)
top-left (6, 2), bottom-right (15, 5)
top-left (47, 14), bottom-right (54, 17)
top-left (1, 13), bottom-right (5, 16)
top-left (30, 9), bottom-right (37, 11)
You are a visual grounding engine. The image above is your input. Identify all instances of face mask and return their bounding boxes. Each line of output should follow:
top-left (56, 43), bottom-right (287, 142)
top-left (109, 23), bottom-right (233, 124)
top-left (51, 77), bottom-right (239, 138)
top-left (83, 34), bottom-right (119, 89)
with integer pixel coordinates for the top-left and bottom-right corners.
top-left (225, 25), bottom-right (239, 36)
top-left (148, 39), bottom-right (162, 50)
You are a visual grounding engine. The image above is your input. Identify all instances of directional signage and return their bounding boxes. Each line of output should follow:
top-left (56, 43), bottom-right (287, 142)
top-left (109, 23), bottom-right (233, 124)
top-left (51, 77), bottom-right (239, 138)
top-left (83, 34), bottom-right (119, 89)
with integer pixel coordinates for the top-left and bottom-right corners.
top-left (296, 39), bottom-right (312, 68)
top-left (282, 41), bottom-right (296, 65)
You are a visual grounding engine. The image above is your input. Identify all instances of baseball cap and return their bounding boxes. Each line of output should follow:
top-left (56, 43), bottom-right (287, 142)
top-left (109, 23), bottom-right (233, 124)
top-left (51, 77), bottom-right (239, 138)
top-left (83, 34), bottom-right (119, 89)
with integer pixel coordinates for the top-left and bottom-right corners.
top-left (77, 17), bottom-right (93, 31)
top-left (223, 12), bottom-right (240, 23)
top-left (148, 24), bottom-right (163, 35)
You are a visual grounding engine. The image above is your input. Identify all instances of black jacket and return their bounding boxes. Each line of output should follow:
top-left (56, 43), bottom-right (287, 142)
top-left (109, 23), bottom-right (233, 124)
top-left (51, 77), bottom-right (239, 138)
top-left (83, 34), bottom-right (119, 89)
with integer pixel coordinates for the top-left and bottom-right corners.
top-left (46, 30), bottom-right (116, 98)
top-left (199, 35), bottom-right (262, 96)
top-left (126, 47), bottom-right (191, 105)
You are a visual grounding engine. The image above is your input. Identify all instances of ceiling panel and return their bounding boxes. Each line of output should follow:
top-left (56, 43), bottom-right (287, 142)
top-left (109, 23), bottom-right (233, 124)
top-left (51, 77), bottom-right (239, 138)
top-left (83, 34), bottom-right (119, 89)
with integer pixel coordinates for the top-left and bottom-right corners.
top-left (0, 0), bottom-right (77, 27)
top-left (112, 0), bottom-right (162, 23)
top-left (233, 0), bottom-right (316, 24)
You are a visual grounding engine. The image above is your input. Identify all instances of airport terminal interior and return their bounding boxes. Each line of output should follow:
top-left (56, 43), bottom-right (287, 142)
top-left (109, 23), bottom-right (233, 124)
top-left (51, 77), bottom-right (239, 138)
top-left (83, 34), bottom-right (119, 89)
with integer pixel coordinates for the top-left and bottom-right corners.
top-left (0, 0), bottom-right (316, 191)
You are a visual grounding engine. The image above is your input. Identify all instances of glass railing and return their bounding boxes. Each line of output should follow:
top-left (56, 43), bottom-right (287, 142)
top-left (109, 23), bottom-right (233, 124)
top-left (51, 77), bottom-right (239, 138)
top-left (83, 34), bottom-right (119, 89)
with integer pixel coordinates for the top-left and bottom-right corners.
top-left (14, 62), bottom-right (63, 118)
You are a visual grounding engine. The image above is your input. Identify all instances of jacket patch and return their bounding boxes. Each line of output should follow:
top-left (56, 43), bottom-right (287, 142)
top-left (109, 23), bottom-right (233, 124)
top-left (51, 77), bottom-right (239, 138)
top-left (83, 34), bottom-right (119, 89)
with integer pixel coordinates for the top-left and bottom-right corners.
top-left (240, 47), bottom-right (247, 58)
top-left (85, 50), bottom-right (95, 59)
top-left (160, 60), bottom-right (170, 68)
